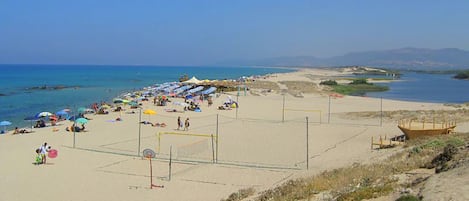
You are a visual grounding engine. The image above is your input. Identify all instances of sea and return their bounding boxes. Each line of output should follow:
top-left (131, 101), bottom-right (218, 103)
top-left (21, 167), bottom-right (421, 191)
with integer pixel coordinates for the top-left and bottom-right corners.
top-left (0, 64), bottom-right (294, 128)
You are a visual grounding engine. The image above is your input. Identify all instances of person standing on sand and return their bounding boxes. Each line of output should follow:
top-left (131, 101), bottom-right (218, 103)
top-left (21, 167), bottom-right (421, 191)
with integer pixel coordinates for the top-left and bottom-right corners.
top-left (39, 142), bottom-right (50, 164)
top-left (184, 118), bottom-right (190, 131)
top-left (177, 116), bottom-right (181, 130)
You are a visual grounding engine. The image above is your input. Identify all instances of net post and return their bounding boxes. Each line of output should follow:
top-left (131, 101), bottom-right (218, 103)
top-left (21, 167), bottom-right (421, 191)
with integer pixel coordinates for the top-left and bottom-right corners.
top-left (216, 114), bottom-right (219, 163)
top-left (380, 97), bottom-right (383, 127)
top-left (211, 134), bottom-right (215, 163)
top-left (157, 132), bottom-right (161, 153)
top-left (328, 95), bottom-right (331, 124)
top-left (169, 145), bottom-right (172, 181)
top-left (306, 116), bottom-right (309, 170)
top-left (138, 108), bottom-right (142, 156)
top-left (282, 94), bottom-right (285, 122)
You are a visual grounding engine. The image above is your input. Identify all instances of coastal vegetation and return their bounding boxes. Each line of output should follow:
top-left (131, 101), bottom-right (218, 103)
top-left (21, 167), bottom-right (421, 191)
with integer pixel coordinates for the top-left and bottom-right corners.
top-left (453, 70), bottom-right (469, 80)
top-left (25, 85), bottom-right (80, 91)
top-left (227, 133), bottom-right (469, 201)
top-left (320, 78), bottom-right (389, 95)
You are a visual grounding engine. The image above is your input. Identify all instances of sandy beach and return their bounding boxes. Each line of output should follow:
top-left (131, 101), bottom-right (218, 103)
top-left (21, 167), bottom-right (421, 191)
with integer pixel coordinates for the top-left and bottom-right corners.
top-left (0, 68), bottom-right (467, 201)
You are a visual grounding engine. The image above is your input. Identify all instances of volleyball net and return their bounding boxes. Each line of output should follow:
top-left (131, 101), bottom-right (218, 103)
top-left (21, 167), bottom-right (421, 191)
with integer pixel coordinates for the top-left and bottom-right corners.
top-left (283, 108), bottom-right (322, 123)
top-left (156, 131), bottom-right (218, 163)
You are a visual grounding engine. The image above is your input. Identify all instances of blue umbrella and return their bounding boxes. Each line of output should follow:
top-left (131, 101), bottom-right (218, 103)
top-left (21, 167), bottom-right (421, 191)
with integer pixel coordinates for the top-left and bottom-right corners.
top-left (0, 121), bottom-right (12, 134)
top-left (77, 107), bottom-right (87, 113)
top-left (24, 116), bottom-right (39, 131)
top-left (75, 118), bottom-right (88, 124)
top-left (24, 116), bottom-right (39, 121)
top-left (35, 112), bottom-right (53, 118)
top-left (56, 110), bottom-right (69, 116)
top-left (0, 121), bottom-right (12, 126)
top-left (68, 115), bottom-right (79, 121)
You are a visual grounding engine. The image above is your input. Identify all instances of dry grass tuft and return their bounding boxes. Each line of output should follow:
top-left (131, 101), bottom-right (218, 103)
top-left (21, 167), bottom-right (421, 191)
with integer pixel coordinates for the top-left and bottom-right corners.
top-left (220, 187), bottom-right (255, 201)
top-left (279, 81), bottom-right (319, 94)
top-left (245, 80), bottom-right (280, 91)
top-left (342, 109), bottom-right (469, 123)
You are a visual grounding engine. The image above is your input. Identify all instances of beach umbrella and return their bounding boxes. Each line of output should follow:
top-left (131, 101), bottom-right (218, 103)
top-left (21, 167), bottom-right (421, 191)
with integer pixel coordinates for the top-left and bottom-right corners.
top-left (143, 109), bottom-right (156, 115)
top-left (49, 116), bottom-right (58, 121)
top-left (129, 101), bottom-right (138, 107)
top-left (24, 116), bottom-right (39, 130)
top-left (143, 109), bottom-right (156, 121)
top-left (75, 118), bottom-right (88, 124)
top-left (24, 116), bottom-right (39, 121)
top-left (56, 110), bottom-right (69, 116)
top-left (0, 121), bottom-right (12, 133)
top-left (77, 107), bottom-right (87, 113)
top-left (36, 112), bottom-right (53, 118)
top-left (100, 104), bottom-right (111, 109)
top-left (0, 121), bottom-right (12, 126)
top-left (67, 115), bottom-right (79, 121)
top-left (113, 99), bottom-right (124, 104)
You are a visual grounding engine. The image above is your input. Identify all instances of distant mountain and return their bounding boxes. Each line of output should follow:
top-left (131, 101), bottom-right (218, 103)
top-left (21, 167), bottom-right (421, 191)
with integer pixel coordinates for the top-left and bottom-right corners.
top-left (218, 48), bottom-right (469, 70)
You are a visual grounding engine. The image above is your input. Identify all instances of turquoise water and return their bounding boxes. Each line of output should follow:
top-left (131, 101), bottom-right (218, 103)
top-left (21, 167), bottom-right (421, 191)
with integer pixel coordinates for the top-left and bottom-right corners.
top-left (0, 64), bottom-right (293, 128)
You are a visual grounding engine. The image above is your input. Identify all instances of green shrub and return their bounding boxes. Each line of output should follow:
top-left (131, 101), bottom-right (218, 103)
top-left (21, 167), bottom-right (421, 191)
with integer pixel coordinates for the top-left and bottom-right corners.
top-left (320, 80), bottom-right (338, 85)
top-left (349, 78), bottom-right (370, 85)
top-left (396, 194), bottom-right (421, 201)
top-left (421, 139), bottom-right (445, 149)
top-left (453, 71), bottom-right (469, 79)
top-left (446, 137), bottom-right (464, 147)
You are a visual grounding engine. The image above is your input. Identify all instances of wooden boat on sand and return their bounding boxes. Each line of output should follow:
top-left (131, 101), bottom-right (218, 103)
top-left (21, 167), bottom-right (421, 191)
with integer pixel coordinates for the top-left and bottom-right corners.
top-left (398, 119), bottom-right (456, 139)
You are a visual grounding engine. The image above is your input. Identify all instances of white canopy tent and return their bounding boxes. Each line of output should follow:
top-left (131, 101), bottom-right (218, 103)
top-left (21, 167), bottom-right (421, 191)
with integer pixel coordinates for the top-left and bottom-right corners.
top-left (183, 76), bottom-right (202, 84)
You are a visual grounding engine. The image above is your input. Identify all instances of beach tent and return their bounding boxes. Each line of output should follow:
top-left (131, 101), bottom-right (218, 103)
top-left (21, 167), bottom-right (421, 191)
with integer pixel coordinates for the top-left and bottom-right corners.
top-left (185, 86), bottom-right (204, 95)
top-left (163, 84), bottom-right (180, 93)
top-left (173, 85), bottom-right (193, 95)
top-left (183, 76), bottom-right (202, 84)
top-left (201, 87), bottom-right (217, 95)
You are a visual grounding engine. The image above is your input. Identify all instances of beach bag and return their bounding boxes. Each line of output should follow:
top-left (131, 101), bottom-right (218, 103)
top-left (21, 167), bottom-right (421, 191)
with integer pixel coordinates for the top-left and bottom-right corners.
top-left (35, 154), bottom-right (42, 164)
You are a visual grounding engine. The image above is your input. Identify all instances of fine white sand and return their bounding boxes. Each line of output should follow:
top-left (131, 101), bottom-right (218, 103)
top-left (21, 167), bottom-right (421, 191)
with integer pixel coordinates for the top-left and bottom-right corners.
top-left (0, 68), bottom-right (464, 201)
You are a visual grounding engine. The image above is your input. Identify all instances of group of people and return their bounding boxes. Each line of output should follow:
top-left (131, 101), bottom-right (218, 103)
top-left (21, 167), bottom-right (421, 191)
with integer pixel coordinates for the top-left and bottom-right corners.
top-left (65, 123), bottom-right (86, 132)
top-left (34, 119), bottom-right (46, 128)
top-left (35, 142), bottom-right (50, 165)
top-left (139, 121), bottom-right (167, 127)
top-left (177, 116), bottom-right (190, 131)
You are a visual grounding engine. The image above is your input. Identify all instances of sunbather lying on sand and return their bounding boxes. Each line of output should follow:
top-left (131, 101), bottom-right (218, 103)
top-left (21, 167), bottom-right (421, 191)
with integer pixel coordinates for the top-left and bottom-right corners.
top-left (13, 127), bottom-right (31, 134)
top-left (152, 122), bottom-right (167, 127)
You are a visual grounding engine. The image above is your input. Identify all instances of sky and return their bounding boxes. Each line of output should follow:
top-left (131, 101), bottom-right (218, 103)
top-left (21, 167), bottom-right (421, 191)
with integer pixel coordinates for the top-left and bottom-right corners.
top-left (1, 0), bottom-right (469, 66)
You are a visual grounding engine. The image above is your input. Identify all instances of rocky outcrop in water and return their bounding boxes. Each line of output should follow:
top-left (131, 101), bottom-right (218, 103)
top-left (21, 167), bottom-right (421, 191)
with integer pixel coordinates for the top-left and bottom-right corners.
top-left (25, 85), bottom-right (80, 91)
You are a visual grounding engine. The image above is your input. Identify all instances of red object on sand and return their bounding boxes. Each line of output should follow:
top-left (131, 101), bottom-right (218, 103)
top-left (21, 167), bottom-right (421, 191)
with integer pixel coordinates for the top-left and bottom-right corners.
top-left (48, 149), bottom-right (58, 158)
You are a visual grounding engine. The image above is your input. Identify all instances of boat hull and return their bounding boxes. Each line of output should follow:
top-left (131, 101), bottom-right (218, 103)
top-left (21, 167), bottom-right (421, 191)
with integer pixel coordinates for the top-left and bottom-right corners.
top-left (398, 125), bottom-right (456, 139)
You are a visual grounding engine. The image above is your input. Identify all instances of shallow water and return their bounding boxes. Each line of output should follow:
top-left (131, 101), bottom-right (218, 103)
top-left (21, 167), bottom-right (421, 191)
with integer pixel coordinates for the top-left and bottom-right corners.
top-left (366, 71), bottom-right (469, 103)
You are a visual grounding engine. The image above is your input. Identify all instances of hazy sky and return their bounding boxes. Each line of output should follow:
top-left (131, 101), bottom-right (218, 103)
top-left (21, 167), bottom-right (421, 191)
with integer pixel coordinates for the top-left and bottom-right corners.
top-left (1, 0), bottom-right (468, 66)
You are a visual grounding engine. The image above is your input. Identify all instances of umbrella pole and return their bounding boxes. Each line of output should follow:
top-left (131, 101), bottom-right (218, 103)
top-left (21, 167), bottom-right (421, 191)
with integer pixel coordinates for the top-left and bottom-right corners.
top-left (138, 108), bottom-right (142, 156)
top-left (73, 120), bottom-right (76, 148)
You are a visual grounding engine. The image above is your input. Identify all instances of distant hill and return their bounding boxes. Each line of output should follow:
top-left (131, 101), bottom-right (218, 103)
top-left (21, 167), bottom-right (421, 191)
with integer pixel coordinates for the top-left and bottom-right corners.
top-left (218, 48), bottom-right (469, 70)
